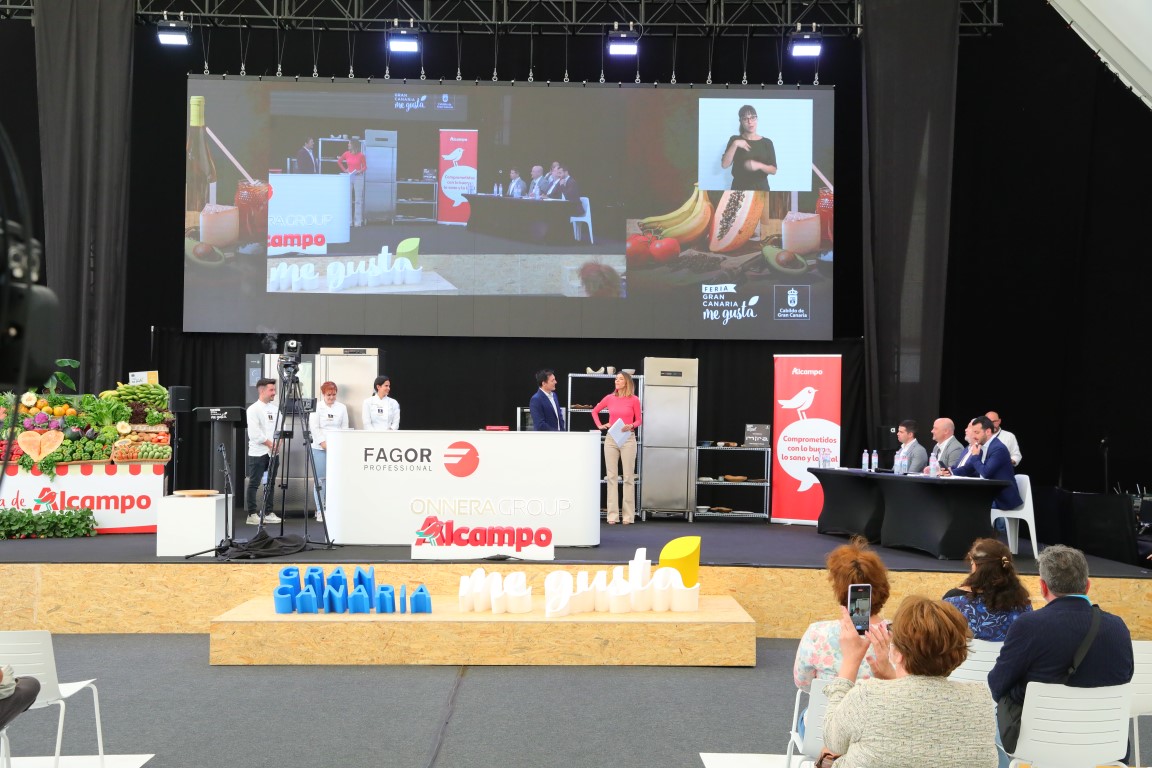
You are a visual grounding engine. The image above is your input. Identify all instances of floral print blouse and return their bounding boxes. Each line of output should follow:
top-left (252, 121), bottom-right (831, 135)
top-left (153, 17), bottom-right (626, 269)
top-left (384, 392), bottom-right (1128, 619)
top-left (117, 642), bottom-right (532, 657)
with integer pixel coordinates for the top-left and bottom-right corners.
top-left (793, 619), bottom-right (878, 691)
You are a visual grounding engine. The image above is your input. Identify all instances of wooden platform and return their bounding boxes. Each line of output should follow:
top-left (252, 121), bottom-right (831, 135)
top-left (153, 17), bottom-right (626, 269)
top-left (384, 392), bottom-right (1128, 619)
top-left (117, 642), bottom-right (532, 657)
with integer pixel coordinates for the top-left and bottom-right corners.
top-left (210, 595), bottom-right (756, 666)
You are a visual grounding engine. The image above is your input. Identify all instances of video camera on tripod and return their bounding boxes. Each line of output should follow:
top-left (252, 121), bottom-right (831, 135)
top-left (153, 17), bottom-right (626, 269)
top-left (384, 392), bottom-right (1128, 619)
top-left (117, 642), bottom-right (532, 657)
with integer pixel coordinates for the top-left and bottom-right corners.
top-left (277, 339), bottom-right (302, 380)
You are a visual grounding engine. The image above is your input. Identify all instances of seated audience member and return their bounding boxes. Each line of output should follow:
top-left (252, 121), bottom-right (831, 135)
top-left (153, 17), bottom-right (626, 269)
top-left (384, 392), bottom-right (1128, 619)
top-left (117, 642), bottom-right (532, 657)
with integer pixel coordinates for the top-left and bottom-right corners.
top-left (986, 410), bottom-right (1022, 466)
top-left (941, 416), bottom-right (1022, 510)
top-left (819, 597), bottom-right (998, 768)
top-left (0, 663), bottom-right (41, 730)
top-left (894, 419), bottom-right (927, 474)
top-left (943, 538), bottom-right (1033, 641)
top-left (925, 417), bottom-right (965, 472)
top-left (547, 164), bottom-right (580, 201)
top-left (987, 544), bottom-right (1133, 762)
top-left (794, 537), bottom-right (891, 692)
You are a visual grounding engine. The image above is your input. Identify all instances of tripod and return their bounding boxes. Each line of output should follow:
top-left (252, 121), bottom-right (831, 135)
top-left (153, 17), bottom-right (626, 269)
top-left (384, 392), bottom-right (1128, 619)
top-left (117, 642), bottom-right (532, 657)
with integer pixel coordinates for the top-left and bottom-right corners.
top-left (257, 359), bottom-right (337, 551)
top-left (183, 443), bottom-right (239, 559)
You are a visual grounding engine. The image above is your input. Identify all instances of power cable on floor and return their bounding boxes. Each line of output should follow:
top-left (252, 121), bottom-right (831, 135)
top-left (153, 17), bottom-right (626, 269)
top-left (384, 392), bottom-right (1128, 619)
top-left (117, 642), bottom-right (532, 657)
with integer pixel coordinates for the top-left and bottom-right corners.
top-left (424, 665), bottom-right (467, 768)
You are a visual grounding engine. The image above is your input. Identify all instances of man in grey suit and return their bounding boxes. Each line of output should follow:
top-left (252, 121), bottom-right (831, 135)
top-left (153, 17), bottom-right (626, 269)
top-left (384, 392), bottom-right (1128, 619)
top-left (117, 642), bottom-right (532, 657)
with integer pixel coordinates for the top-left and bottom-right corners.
top-left (926, 417), bottom-right (965, 472)
top-left (894, 419), bottom-right (928, 473)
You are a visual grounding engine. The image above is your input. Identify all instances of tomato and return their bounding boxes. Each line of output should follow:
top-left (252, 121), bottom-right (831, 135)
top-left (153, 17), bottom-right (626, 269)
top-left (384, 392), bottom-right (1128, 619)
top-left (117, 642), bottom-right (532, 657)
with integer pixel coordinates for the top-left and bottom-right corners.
top-left (649, 237), bottom-right (681, 263)
top-left (625, 233), bottom-right (653, 266)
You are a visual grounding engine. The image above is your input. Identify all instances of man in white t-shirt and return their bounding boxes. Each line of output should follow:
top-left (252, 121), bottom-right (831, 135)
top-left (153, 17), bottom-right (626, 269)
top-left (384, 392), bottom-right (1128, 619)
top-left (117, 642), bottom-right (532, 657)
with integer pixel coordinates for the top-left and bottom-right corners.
top-left (245, 378), bottom-right (281, 525)
top-left (986, 411), bottom-right (1022, 466)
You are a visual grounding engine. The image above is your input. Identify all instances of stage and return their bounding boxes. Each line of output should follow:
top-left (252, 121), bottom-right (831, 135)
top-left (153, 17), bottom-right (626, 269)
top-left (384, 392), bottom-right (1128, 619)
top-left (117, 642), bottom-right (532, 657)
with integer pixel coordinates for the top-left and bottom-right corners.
top-left (2, 518), bottom-right (1150, 640)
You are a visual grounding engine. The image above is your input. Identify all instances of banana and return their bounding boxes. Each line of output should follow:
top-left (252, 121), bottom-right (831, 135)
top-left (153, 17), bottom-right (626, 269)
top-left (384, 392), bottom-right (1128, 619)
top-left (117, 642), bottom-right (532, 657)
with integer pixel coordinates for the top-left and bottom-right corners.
top-left (638, 185), bottom-right (701, 232)
top-left (660, 190), bottom-right (713, 245)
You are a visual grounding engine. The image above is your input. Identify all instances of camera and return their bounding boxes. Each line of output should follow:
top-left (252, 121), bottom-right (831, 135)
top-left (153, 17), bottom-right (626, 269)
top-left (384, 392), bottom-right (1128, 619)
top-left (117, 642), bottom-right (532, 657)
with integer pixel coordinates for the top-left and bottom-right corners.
top-left (277, 339), bottom-right (301, 378)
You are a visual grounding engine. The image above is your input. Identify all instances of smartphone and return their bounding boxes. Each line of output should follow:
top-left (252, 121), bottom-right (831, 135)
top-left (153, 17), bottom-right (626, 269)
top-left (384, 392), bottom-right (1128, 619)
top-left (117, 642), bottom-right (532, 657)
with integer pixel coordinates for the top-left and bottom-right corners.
top-left (847, 583), bottom-right (872, 635)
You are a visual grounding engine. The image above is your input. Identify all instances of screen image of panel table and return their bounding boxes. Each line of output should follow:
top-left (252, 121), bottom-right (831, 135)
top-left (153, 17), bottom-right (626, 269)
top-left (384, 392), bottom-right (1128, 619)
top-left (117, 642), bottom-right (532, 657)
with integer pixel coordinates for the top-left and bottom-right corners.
top-left (808, 468), bottom-right (1010, 559)
top-left (463, 194), bottom-right (583, 243)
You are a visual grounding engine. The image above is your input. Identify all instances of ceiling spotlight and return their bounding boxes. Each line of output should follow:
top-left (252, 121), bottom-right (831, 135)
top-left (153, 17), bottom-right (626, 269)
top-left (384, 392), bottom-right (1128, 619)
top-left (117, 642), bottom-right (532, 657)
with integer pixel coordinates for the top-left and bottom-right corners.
top-left (789, 30), bottom-right (822, 58)
top-left (157, 11), bottom-right (191, 46)
top-left (607, 22), bottom-right (639, 57)
top-left (387, 24), bottom-right (420, 53)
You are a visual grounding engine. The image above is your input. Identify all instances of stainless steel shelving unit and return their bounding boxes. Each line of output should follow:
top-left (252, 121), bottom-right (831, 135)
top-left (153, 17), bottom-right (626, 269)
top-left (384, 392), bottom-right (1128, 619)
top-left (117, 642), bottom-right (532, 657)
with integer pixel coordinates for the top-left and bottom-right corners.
top-left (567, 373), bottom-right (644, 520)
top-left (693, 445), bottom-right (771, 522)
top-left (393, 180), bottom-right (438, 223)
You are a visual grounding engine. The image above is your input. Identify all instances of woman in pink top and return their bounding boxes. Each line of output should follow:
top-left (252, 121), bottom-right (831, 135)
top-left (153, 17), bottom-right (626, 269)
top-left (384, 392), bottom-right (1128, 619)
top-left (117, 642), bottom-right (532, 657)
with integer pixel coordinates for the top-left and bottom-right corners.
top-left (592, 371), bottom-right (643, 524)
top-left (337, 139), bottom-right (368, 227)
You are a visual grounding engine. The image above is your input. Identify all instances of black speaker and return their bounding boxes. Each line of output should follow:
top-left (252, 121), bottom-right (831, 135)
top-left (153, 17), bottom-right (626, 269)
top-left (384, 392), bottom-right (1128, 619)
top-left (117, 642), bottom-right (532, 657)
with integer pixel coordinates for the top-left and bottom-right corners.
top-left (169, 385), bottom-right (192, 413)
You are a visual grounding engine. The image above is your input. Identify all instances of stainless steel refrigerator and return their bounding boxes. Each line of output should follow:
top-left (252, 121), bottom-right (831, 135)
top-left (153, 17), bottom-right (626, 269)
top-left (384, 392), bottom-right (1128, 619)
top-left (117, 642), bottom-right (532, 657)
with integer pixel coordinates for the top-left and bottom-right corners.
top-left (639, 357), bottom-right (699, 517)
top-left (363, 129), bottom-right (397, 223)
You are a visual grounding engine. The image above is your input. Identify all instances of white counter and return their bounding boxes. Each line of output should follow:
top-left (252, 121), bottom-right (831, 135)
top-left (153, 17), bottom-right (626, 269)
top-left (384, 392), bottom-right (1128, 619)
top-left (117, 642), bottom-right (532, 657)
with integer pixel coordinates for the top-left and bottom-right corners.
top-left (267, 173), bottom-right (351, 253)
top-left (326, 430), bottom-right (601, 548)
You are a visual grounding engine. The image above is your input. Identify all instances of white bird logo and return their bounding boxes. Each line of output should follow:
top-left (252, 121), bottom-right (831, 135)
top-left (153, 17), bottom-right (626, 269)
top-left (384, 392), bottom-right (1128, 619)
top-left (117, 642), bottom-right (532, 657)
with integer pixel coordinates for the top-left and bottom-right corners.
top-left (778, 386), bottom-right (818, 419)
top-left (441, 147), bottom-right (464, 166)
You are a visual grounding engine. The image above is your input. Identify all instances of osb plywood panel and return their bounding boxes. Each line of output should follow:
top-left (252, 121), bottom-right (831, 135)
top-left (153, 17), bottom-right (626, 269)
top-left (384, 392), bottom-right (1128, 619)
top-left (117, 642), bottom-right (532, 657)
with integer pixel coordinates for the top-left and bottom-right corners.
top-left (2, 562), bottom-right (1149, 640)
top-left (209, 596), bottom-right (755, 666)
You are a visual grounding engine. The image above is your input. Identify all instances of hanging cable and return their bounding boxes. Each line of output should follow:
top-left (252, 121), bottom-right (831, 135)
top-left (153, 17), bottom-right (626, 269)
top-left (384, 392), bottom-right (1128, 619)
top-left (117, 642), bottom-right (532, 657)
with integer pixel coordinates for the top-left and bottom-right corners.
top-left (311, 27), bottom-right (321, 78)
top-left (777, 32), bottom-right (785, 85)
top-left (527, 25), bottom-right (534, 82)
top-left (706, 30), bottom-right (714, 85)
top-left (670, 29), bottom-right (677, 84)
top-left (563, 28), bottom-right (570, 83)
top-left (200, 20), bottom-right (211, 75)
top-left (492, 23), bottom-right (499, 81)
top-left (238, 18), bottom-right (250, 76)
top-left (741, 27), bottom-right (750, 85)
top-left (455, 26), bottom-right (463, 81)
top-left (275, 21), bottom-right (286, 77)
top-left (346, 25), bottom-right (356, 78)
top-left (598, 28), bottom-right (604, 84)
top-left (634, 24), bottom-right (642, 84)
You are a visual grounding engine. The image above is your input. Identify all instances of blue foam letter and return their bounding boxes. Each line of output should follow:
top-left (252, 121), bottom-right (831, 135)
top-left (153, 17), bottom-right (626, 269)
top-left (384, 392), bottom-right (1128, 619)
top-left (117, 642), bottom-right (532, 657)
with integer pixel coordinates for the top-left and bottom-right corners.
top-left (295, 585), bottom-right (319, 613)
top-left (375, 584), bottom-right (396, 613)
top-left (273, 584), bottom-right (296, 613)
top-left (399, 584), bottom-right (408, 614)
top-left (304, 566), bottom-right (325, 596)
top-left (353, 566), bottom-right (375, 596)
top-left (349, 585), bottom-right (371, 613)
top-left (278, 566), bottom-right (301, 598)
top-left (410, 584), bottom-right (432, 613)
top-left (328, 566), bottom-right (348, 592)
top-left (324, 584), bottom-right (347, 613)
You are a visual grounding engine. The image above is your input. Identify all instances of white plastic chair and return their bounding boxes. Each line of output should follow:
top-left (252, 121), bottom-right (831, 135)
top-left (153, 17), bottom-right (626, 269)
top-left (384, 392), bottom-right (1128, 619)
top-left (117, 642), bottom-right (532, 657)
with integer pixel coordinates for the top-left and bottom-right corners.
top-left (784, 677), bottom-right (831, 768)
top-left (0, 630), bottom-right (104, 768)
top-left (991, 474), bottom-right (1039, 557)
top-left (1007, 681), bottom-right (1132, 767)
top-left (948, 639), bottom-right (1003, 684)
top-left (1131, 640), bottom-right (1152, 768)
top-left (570, 196), bottom-right (594, 243)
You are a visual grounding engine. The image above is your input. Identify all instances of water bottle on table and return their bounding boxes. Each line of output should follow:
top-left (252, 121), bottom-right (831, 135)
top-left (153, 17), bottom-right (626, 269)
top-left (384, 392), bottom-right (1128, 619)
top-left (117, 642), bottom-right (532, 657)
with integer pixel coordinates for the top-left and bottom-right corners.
top-left (871, 449), bottom-right (879, 473)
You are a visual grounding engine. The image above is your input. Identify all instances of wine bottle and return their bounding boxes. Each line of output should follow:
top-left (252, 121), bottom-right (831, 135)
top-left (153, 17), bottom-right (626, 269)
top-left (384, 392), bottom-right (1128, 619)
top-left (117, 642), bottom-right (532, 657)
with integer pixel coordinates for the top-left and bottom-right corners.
top-left (186, 95), bottom-right (217, 213)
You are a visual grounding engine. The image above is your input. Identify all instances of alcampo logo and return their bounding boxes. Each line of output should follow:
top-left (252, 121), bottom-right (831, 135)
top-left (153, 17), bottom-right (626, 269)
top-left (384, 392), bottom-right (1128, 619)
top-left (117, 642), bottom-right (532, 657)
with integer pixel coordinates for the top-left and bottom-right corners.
top-left (443, 441), bottom-right (480, 478)
top-left (414, 516), bottom-right (552, 551)
top-left (34, 487), bottom-right (151, 513)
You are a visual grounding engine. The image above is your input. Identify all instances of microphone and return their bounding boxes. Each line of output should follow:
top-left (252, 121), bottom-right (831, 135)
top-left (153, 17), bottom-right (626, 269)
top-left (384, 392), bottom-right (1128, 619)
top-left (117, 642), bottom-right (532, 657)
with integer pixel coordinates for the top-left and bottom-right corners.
top-left (1100, 436), bottom-right (1109, 447)
top-left (217, 443), bottom-right (226, 454)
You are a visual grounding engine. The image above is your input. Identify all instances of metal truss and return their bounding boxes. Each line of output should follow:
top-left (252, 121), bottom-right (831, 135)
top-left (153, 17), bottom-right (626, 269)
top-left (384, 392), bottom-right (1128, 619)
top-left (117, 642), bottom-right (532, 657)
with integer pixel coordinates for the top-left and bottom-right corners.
top-left (0, 1), bottom-right (1001, 36)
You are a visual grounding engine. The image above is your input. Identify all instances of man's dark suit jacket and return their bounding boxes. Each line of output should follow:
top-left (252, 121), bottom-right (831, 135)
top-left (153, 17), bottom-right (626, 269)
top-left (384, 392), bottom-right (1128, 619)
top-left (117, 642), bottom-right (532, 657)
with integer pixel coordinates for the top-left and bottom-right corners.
top-left (988, 596), bottom-right (1134, 705)
top-left (296, 147), bottom-right (317, 174)
top-left (951, 435), bottom-right (1023, 509)
top-left (529, 388), bottom-right (565, 431)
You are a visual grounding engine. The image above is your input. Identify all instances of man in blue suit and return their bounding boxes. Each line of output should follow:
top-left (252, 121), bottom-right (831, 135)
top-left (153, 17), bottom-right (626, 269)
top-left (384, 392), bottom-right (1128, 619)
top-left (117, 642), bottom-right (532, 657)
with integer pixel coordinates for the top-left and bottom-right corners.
top-left (529, 369), bottom-right (565, 431)
top-left (988, 545), bottom-right (1133, 763)
top-left (943, 415), bottom-right (1023, 509)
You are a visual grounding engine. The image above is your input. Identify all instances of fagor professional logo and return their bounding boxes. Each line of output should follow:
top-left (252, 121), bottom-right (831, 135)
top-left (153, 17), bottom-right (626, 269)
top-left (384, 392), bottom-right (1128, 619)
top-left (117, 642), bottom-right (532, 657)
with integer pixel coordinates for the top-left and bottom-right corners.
top-left (414, 516), bottom-right (552, 551)
top-left (443, 441), bottom-right (480, 478)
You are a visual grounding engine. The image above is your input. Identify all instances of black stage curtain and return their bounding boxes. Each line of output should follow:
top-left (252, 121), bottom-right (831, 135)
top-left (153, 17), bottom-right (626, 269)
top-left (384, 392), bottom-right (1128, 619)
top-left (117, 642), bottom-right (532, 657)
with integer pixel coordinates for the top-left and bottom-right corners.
top-left (151, 328), bottom-right (865, 489)
top-left (860, 0), bottom-right (960, 440)
top-left (34, 0), bottom-right (134, 392)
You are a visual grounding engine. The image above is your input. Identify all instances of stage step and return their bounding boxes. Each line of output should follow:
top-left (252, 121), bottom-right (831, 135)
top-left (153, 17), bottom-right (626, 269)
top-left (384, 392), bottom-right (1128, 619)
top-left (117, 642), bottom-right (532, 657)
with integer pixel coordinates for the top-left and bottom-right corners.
top-left (210, 595), bottom-right (756, 666)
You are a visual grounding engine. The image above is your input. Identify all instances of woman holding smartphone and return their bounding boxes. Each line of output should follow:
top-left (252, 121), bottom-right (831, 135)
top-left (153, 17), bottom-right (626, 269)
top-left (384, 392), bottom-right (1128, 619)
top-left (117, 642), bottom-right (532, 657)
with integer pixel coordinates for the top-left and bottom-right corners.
top-left (591, 372), bottom-right (643, 525)
top-left (817, 597), bottom-right (997, 768)
top-left (794, 537), bottom-right (891, 692)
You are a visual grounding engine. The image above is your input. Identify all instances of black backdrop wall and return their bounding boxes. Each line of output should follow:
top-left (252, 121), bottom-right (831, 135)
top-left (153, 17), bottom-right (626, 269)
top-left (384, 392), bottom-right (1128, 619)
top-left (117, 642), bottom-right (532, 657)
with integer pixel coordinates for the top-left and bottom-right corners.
top-left (2, 0), bottom-right (1150, 495)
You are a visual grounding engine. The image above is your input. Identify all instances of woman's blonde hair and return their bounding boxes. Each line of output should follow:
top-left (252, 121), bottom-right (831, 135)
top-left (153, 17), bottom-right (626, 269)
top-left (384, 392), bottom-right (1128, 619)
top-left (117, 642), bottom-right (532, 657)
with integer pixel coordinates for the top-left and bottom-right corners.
top-left (614, 371), bottom-right (635, 398)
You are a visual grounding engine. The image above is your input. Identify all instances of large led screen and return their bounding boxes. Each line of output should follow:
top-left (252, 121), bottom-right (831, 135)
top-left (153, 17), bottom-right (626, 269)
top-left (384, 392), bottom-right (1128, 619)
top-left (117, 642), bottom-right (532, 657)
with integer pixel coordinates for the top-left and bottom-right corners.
top-left (182, 77), bottom-right (835, 340)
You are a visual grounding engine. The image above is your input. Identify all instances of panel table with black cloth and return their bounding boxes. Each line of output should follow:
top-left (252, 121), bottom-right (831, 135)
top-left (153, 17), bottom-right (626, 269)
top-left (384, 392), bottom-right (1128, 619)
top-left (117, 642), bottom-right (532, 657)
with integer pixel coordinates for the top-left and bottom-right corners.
top-left (809, 468), bottom-right (886, 543)
top-left (875, 473), bottom-right (1010, 559)
top-left (463, 193), bottom-right (583, 244)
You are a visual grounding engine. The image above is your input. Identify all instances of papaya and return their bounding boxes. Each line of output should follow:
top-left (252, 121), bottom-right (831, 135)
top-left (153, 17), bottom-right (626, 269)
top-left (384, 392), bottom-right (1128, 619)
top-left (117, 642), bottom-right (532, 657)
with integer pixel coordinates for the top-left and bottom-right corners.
top-left (17, 429), bottom-right (65, 462)
top-left (708, 190), bottom-right (764, 253)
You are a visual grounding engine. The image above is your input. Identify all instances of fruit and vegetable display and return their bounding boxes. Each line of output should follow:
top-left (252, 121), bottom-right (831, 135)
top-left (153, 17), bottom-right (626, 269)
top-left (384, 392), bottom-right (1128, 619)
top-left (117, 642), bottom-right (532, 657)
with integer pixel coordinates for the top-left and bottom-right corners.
top-left (626, 182), bottom-right (833, 288)
top-left (2, 376), bottom-right (176, 478)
